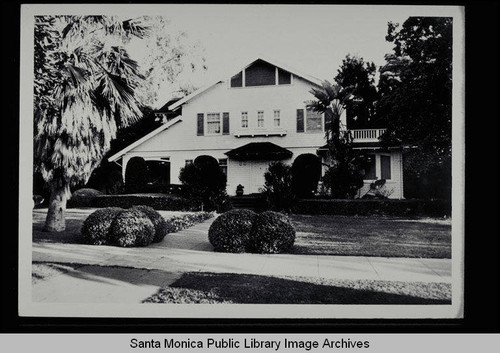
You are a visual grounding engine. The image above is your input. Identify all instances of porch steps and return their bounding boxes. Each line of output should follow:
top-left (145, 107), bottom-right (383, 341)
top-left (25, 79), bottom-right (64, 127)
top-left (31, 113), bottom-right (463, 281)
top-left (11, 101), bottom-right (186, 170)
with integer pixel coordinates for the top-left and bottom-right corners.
top-left (230, 194), bottom-right (266, 212)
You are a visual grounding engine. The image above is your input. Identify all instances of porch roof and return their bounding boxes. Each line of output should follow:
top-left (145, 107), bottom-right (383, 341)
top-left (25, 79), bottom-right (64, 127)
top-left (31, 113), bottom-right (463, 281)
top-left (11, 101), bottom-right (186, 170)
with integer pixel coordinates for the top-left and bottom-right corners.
top-left (225, 142), bottom-right (293, 161)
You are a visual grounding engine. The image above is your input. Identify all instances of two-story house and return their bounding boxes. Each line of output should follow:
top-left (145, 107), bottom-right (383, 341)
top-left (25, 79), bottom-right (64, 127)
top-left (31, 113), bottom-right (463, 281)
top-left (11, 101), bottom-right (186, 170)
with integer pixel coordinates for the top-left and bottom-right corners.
top-left (108, 57), bottom-right (404, 199)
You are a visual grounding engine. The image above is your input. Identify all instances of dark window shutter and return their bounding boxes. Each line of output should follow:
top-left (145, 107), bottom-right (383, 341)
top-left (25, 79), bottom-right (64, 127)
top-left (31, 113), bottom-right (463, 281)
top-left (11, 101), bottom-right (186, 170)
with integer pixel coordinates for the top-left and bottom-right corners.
top-left (296, 109), bottom-right (304, 133)
top-left (381, 155), bottom-right (391, 180)
top-left (197, 113), bottom-right (204, 136)
top-left (222, 112), bottom-right (230, 135)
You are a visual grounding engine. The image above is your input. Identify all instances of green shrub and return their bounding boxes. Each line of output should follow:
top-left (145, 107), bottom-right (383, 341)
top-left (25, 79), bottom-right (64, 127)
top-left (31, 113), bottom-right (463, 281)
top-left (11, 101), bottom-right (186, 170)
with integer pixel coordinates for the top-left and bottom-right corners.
top-left (80, 207), bottom-right (123, 245)
top-left (208, 209), bottom-right (258, 253)
top-left (68, 188), bottom-right (103, 208)
top-left (92, 194), bottom-right (194, 211)
top-left (131, 205), bottom-right (168, 243)
top-left (110, 208), bottom-right (155, 247)
top-left (248, 211), bottom-right (296, 254)
top-left (261, 162), bottom-right (296, 212)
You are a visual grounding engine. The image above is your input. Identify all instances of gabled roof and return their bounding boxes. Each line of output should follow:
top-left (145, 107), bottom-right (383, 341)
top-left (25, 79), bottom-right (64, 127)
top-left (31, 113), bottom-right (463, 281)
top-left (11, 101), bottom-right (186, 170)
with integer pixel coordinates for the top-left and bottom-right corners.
top-left (168, 56), bottom-right (323, 111)
top-left (108, 116), bottom-right (182, 162)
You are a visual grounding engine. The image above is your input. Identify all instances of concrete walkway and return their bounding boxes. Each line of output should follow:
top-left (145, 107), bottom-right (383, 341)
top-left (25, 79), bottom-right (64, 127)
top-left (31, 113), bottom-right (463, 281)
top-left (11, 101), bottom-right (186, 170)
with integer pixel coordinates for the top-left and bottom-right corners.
top-left (32, 216), bottom-right (452, 303)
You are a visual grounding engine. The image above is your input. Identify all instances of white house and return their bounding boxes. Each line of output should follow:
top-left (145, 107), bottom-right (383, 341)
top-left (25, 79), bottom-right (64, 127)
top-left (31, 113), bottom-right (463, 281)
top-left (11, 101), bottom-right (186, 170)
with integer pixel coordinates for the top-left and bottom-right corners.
top-left (109, 57), bottom-right (404, 199)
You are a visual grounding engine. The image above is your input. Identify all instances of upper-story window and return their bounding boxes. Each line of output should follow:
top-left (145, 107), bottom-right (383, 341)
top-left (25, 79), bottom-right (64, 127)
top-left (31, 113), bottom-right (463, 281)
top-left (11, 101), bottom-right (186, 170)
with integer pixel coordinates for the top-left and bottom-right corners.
top-left (297, 108), bottom-right (323, 133)
top-left (274, 110), bottom-right (281, 127)
top-left (241, 112), bottom-right (248, 128)
top-left (207, 113), bottom-right (221, 134)
top-left (306, 108), bottom-right (323, 132)
top-left (257, 111), bottom-right (264, 128)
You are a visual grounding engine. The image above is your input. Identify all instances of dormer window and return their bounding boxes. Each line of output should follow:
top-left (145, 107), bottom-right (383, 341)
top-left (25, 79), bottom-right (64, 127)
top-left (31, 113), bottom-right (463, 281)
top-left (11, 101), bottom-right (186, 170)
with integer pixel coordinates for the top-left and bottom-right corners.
top-left (230, 60), bottom-right (293, 88)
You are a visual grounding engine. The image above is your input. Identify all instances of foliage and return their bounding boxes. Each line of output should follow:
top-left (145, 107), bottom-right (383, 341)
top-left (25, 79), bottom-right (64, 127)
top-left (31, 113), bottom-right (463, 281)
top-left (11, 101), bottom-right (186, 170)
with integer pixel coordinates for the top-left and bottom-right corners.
top-left (179, 156), bottom-right (230, 212)
top-left (67, 188), bottom-right (103, 208)
top-left (131, 205), bottom-right (168, 243)
top-left (292, 199), bottom-right (451, 217)
top-left (84, 159), bottom-right (124, 194)
top-left (34, 15), bottom-right (150, 230)
top-left (208, 209), bottom-right (258, 253)
top-left (124, 156), bottom-right (148, 193)
top-left (261, 162), bottom-right (296, 212)
top-left (132, 16), bottom-right (207, 107)
top-left (248, 211), bottom-right (296, 254)
top-left (377, 17), bottom-right (452, 199)
top-left (91, 194), bottom-right (193, 210)
top-left (291, 154), bottom-right (322, 198)
top-left (164, 212), bottom-right (214, 234)
top-left (110, 208), bottom-right (155, 247)
top-left (80, 207), bottom-right (123, 245)
top-left (334, 55), bottom-right (379, 128)
top-left (308, 80), bottom-right (366, 199)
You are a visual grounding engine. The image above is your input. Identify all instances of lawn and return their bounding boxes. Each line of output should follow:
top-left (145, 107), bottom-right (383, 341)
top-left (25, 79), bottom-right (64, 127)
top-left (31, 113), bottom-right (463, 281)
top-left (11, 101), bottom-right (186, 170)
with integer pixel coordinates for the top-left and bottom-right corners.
top-left (290, 214), bottom-right (451, 258)
top-left (143, 272), bottom-right (451, 304)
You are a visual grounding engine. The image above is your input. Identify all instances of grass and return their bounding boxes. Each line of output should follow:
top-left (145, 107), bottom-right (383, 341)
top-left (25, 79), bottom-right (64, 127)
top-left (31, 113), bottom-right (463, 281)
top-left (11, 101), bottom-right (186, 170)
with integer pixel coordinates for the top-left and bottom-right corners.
top-left (290, 214), bottom-right (451, 258)
top-left (143, 272), bottom-right (451, 304)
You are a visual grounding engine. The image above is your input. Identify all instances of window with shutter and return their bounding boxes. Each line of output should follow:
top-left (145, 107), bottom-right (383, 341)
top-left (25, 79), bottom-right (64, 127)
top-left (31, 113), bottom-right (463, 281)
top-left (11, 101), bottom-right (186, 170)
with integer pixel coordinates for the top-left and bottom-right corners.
top-left (222, 112), bottom-right (230, 135)
top-left (296, 109), bottom-right (304, 133)
top-left (197, 113), bottom-right (204, 136)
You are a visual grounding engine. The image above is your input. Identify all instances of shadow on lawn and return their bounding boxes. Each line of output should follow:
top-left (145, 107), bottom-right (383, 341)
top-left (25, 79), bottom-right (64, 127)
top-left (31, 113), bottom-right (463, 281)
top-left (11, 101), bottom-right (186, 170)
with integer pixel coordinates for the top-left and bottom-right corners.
top-left (154, 272), bottom-right (451, 305)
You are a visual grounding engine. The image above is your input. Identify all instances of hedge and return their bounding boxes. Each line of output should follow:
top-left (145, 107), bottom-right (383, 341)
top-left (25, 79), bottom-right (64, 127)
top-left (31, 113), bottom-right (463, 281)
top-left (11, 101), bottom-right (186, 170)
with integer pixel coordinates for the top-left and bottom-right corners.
top-left (247, 211), bottom-right (295, 254)
top-left (164, 212), bottom-right (214, 234)
top-left (67, 188), bottom-right (103, 208)
top-left (292, 199), bottom-right (451, 217)
top-left (91, 194), bottom-right (194, 211)
top-left (208, 209), bottom-right (258, 253)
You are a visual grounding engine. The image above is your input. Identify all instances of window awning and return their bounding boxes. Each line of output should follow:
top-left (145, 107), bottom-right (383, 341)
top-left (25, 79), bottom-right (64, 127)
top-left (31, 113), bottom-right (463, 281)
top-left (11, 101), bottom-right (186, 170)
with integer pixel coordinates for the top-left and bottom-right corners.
top-left (225, 142), bottom-right (293, 161)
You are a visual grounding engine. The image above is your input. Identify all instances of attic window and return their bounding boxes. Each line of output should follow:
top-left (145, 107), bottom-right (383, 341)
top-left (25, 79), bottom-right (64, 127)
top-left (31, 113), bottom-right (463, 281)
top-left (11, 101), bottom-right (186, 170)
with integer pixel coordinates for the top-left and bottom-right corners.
top-left (245, 60), bottom-right (276, 86)
top-left (278, 68), bottom-right (291, 84)
top-left (230, 71), bottom-right (243, 87)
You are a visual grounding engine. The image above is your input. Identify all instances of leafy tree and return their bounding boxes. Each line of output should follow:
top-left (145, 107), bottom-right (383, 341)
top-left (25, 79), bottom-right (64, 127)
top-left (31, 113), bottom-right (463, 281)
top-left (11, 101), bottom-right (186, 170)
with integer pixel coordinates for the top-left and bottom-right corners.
top-left (334, 55), bottom-right (379, 128)
top-left (133, 17), bottom-right (207, 108)
top-left (377, 17), bottom-right (452, 199)
top-left (307, 81), bottom-right (365, 198)
top-left (34, 15), bottom-right (149, 231)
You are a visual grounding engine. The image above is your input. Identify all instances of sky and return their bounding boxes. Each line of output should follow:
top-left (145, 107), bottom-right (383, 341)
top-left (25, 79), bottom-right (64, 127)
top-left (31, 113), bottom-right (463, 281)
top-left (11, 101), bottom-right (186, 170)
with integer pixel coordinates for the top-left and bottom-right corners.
top-left (121, 4), bottom-right (459, 108)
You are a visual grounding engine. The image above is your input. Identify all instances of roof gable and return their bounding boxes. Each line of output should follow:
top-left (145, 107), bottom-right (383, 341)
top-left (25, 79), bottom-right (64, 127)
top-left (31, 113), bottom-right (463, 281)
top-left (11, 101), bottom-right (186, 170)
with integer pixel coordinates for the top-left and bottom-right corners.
top-left (168, 57), bottom-right (322, 111)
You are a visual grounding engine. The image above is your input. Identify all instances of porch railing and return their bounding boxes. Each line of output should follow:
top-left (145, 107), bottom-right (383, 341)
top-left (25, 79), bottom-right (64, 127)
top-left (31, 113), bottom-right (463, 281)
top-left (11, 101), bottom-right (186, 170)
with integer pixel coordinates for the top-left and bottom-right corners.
top-left (350, 128), bottom-right (386, 142)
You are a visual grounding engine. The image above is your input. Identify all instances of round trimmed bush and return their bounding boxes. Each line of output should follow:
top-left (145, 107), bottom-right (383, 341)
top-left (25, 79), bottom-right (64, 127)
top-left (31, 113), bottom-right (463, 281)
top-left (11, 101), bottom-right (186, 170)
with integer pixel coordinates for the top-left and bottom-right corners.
top-left (208, 209), bottom-right (257, 253)
top-left (81, 207), bottom-right (123, 245)
top-left (131, 205), bottom-right (168, 243)
top-left (248, 211), bottom-right (296, 254)
top-left (110, 208), bottom-right (155, 247)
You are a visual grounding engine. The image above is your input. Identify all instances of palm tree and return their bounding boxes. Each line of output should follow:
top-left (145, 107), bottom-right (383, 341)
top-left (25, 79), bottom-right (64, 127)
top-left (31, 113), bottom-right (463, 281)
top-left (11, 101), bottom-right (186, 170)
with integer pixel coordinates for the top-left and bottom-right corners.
top-left (34, 15), bottom-right (149, 231)
top-left (307, 80), bottom-right (365, 198)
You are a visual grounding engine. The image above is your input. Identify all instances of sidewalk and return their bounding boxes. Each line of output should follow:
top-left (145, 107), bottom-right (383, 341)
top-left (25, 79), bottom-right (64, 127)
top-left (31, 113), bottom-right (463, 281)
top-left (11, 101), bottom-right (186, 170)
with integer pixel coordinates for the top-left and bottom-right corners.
top-left (31, 217), bottom-right (452, 303)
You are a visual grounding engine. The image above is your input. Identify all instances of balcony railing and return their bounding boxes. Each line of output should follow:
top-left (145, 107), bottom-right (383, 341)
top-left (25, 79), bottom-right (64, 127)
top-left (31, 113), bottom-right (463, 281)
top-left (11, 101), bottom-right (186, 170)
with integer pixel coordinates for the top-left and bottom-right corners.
top-left (350, 128), bottom-right (386, 143)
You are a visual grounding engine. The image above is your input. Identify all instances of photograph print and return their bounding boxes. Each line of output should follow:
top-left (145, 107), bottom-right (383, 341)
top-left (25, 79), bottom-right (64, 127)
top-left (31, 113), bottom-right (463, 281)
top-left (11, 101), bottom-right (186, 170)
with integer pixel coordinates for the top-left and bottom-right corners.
top-left (20, 4), bottom-right (464, 319)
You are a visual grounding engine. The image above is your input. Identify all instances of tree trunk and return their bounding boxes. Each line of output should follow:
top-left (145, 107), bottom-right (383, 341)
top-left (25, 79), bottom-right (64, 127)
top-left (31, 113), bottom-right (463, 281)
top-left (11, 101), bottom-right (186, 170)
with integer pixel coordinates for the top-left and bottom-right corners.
top-left (44, 185), bottom-right (69, 232)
